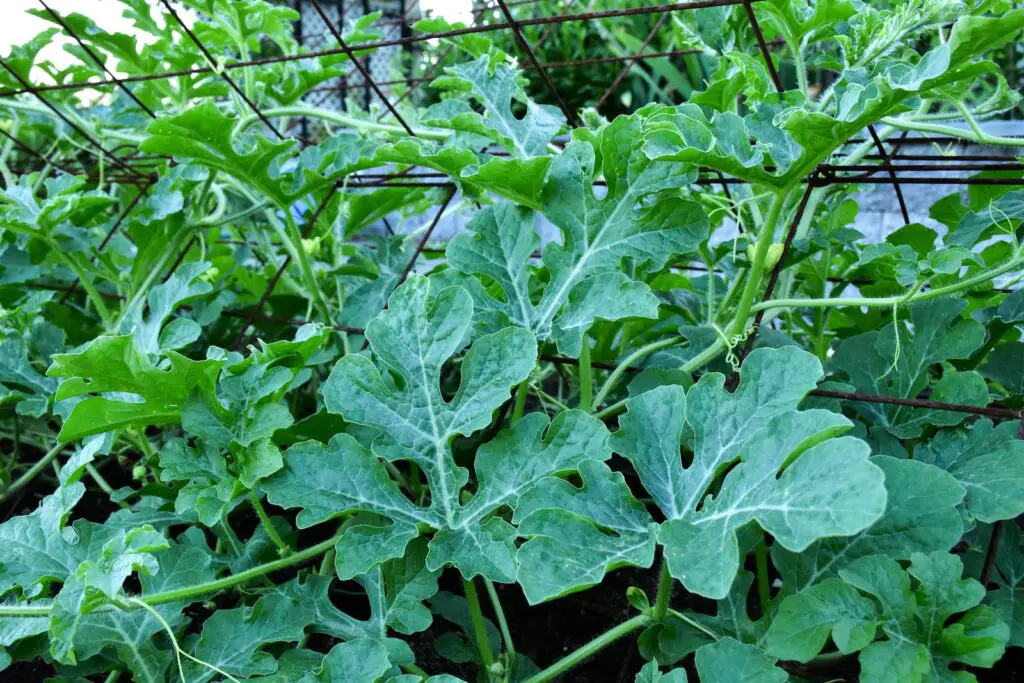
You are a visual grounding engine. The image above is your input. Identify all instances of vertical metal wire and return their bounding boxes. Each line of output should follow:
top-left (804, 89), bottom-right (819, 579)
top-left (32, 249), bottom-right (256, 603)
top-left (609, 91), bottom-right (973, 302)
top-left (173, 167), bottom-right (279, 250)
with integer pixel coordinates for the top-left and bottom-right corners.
top-left (494, 0), bottom-right (579, 128)
top-left (38, 1), bottom-right (158, 119)
top-left (232, 184), bottom-right (342, 348)
top-left (310, 0), bottom-right (417, 135)
top-left (159, 0), bottom-right (286, 140)
top-left (595, 14), bottom-right (668, 111)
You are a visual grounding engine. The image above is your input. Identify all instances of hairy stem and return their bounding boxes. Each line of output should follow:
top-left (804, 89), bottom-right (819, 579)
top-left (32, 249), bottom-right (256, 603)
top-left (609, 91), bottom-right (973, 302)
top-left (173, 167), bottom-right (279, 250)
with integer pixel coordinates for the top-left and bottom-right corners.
top-left (752, 253), bottom-right (1022, 314)
top-left (880, 115), bottom-right (1024, 146)
top-left (0, 534), bottom-right (338, 619)
top-left (522, 614), bottom-right (651, 683)
top-left (248, 492), bottom-right (291, 555)
top-left (463, 577), bottom-right (495, 671)
top-left (578, 341), bottom-right (593, 412)
top-left (0, 442), bottom-right (64, 504)
top-left (591, 335), bottom-right (683, 410)
top-left (510, 378), bottom-right (529, 426)
top-left (484, 578), bottom-right (516, 665)
top-left (652, 560), bottom-right (674, 623)
top-left (727, 193), bottom-right (787, 338)
top-left (54, 251), bottom-right (114, 328)
top-left (236, 105), bottom-right (450, 140)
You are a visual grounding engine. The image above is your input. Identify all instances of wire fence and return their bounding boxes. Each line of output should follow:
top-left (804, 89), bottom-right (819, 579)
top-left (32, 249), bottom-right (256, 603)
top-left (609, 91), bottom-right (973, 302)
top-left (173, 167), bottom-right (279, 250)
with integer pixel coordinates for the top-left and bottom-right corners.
top-left (1, 0), bottom-right (1022, 578)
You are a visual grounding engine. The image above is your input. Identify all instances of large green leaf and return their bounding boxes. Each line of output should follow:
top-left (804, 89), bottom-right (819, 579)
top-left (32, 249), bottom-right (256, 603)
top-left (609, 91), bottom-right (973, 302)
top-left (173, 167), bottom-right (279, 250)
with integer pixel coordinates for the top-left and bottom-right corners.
top-left (516, 347), bottom-right (886, 603)
top-left (694, 637), bottom-right (787, 683)
top-left (186, 591), bottom-right (315, 682)
top-left (981, 524), bottom-right (1024, 649)
top-left (448, 117), bottom-right (709, 355)
top-left (948, 188), bottom-right (1024, 248)
top-left (140, 103), bottom-right (321, 210)
top-left (641, 9), bottom-right (1024, 188)
top-left (774, 456), bottom-right (966, 594)
top-left (268, 276), bottom-right (614, 581)
top-left (275, 539), bottom-right (435, 662)
top-left (982, 342), bottom-right (1024, 396)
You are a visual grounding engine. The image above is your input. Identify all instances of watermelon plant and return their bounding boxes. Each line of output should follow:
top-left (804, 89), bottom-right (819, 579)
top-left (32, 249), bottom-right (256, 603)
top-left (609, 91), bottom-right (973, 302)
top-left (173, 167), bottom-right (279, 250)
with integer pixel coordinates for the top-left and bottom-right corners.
top-left (1, 0), bottom-right (1023, 681)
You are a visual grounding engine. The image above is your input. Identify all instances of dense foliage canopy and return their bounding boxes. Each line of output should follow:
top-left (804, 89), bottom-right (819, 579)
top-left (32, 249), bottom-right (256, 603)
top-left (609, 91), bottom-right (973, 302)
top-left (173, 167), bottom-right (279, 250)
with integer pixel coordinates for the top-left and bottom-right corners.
top-left (1, 1), bottom-right (1023, 681)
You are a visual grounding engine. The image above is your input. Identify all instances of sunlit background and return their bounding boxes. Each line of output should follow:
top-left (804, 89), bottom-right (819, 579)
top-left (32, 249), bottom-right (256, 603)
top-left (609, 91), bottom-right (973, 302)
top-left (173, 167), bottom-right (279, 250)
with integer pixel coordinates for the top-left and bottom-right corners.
top-left (0, 0), bottom-right (474, 69)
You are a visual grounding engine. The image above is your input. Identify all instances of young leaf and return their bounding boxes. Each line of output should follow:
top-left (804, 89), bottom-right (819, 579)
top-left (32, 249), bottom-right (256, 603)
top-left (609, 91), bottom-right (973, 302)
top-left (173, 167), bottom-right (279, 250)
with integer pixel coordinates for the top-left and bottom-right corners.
top-left (635, 660), bottom-right (688, 683)
top-left (425, 53), bottom-right (565, 157)
top-left (0, 331), bottom-right (57, 417)
top-left (694, 637), bottom-right (787, 683)
top-left (841, 552), bottom-right (1009, 682)
top-left (831, 298), bottom-right (987, 438)
top-left (115, 261), bottom-right (212, 355)
top-left (49, 544), bottom-right (213, 681)
top-left (300, 638), bottom-right (393, 683)
top-left (915, 420), bottom-right (1024, 524)
top-left (48, 335), bottom-right (223, 441)
top-left (763, 578), bottom-right (878, 662)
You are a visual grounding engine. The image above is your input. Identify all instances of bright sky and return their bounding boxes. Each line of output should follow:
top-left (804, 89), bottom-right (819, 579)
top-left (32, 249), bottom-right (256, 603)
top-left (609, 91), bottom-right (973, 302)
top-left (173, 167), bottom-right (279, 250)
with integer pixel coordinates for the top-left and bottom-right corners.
top-left (421, 0), bottom-right (473, 24)
top-left (1, 1), bottom-right (153, 70)
top-left (1, 0), bottom-right (473, 70)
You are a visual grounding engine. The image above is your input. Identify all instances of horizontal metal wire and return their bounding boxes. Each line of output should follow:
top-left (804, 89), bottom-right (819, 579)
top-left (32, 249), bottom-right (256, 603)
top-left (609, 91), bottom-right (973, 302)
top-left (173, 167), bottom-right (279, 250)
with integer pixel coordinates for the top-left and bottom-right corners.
top-left (0, 0), bottom-right (760, 98)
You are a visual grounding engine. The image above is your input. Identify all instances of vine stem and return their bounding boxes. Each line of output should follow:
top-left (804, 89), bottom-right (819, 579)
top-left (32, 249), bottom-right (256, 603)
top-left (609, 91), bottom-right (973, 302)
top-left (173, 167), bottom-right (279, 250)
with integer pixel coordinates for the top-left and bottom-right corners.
top-left (591, 335), bottom-right (683, 410)
top-left (593, 336), bottom-right (726, 420)
top-left (484, 578), bottom-right (516, 665)
top-left (248, 492), bottom-right (291, 555)
top-left (593, 306), bottom-right (784, 420)
top-left (236, 105), bottom-right (451, 140)
top-left (510, 378), bottom-right (530, 426)
top-left (578, 341), bottom-right (593, 412)
top-left (755, 537), bottom-right (771, 616)
top-left (54, 251), bottom-right (114, 327)
top-left (880, 115), bottom-right (1024, 146)
top-left (652, 560), bottom-right (674, 623)
top-left (726, 192), bottom-right (787, 339)
top-left (521, 614), bottom-right (651, 683)
top-left (0, 442), bottom-right (64, 504)
top-left (29, 532), bottom-right (340, 619)
top-left (463, 577), bottom-right (495, 671)
top-left (0, 534), bottom-right (343, 618)
top-left (752, 252), bottom-right (1023, 314)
